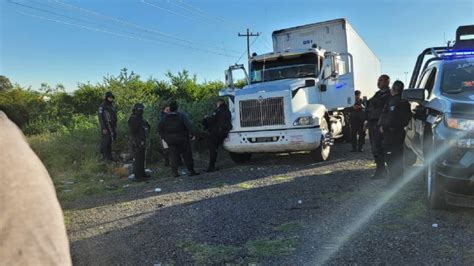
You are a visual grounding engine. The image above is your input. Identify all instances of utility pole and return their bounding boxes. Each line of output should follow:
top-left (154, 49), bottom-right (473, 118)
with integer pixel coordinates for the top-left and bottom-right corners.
top-left (238, 28), bottom-right (260, 60)
top-left (404, 71), bottom-right (409, 85)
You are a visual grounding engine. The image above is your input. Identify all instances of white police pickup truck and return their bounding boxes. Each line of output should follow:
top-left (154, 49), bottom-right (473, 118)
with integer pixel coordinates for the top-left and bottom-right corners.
top-left (403, 25), bottom-right (474, 209)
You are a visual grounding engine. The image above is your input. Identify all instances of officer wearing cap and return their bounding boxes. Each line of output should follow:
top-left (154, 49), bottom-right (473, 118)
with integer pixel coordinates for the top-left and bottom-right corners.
top-left (98, 91), bottom-right (117, 161)
top-left (128, 103), bottom-right (151, 181)
top-left (379, 81), bottom-right (412, 179)
top-left (367, 75), bottom-right (391, 178)
top-left (202, 99), bottom-right (232, 172)
top-left (158, 101), bottom-right (199, 177)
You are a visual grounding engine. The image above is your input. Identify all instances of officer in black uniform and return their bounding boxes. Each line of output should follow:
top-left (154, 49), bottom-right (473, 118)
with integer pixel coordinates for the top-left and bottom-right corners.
top-left (350, 90), bottom-right (366, 152)
top-left (128, 103), bottom-right (151, 181)
top-left (379, 81), bottom-right (412, 179)
top-left (367, 75), bottom-right (391, 178)
top-left (98, 91), bottom-right (117, 161)
top-left (202, 99), bottom-right (232, 172)
top-left (158, 101), bottom-right (199, 177)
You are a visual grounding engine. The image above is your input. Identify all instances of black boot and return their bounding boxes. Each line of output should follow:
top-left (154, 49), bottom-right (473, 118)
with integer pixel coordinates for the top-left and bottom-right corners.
top-left (371, 162), bottom-right (386, 179)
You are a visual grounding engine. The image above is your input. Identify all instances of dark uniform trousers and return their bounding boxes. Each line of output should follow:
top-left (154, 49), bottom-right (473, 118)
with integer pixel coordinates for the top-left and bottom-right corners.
top-left (100, 133), bottom-right (113, 160)
top-left (384, 128), bottom-right (406, 178)
top-left (368, 120), bottom-right (384, 166)
top-left (208, 133), bottom-right (226, 169)
top-left (169, 141), bottom-right (194, 175)
top-left (132, 143), bottom-right (146, 179)
top-left (350, 118), bottom-right (366, 150)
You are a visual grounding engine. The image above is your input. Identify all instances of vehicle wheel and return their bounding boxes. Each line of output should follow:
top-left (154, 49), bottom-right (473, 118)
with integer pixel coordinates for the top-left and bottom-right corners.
top-left (313, 119), bottom-right (331, 161)
top-left (425, 142), bottom-right (447, 210)
top-left (229, 152), bottom-right (252, 163)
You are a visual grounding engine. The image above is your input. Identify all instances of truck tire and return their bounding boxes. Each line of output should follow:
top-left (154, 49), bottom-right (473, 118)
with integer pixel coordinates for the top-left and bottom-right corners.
top-left (425, 136), bottom-right (447, 209)
top-left (426, 158), bottom-right (447, 209)
top-left (229, 152), bottom-right (252, 163)
top-left (312, 119), bottom-right (330, 161)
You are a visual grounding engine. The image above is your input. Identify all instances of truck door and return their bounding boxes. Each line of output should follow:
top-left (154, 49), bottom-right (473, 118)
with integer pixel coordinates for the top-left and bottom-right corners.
top-left (408, 67), bottom-right (437, 154)
top-left (221, 64), bottom-right (249, 112)
top-left (318, 53), bottom-right (355, 111)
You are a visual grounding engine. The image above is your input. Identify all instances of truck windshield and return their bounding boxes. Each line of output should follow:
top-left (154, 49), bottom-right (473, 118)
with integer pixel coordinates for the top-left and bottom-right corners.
top-left (250, 53), bottom-right (317, 83)
top-left (441, 58), bottom-right (474, 94)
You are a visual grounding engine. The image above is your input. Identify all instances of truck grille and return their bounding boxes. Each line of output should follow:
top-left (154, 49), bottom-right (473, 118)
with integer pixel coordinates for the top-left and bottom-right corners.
top-left (239, 97), bottom-right (285, 127)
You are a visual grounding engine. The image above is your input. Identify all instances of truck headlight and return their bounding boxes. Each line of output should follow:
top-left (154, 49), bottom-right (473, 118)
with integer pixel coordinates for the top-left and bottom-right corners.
top-left (293, 116), bottom-right (314, 126)
top-left (445, 114), bottom-right (474, 131)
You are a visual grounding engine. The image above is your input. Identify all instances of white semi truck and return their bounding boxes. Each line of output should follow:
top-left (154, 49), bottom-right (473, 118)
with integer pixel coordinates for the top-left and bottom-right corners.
top-left (219, 18), bottom-right (381, 162)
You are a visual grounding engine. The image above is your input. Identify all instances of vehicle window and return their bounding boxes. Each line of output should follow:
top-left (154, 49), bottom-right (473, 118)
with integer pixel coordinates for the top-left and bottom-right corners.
top-left (441, 59), bottom-right (474, 94)
top-left (416, 68), bottom-right (435, 99)
top-left (250, 53), bottom-right (318, 83)
top-left (424, 68), bottom-right (437, 98)
top-left (417, 68), bottom-right (432, 89)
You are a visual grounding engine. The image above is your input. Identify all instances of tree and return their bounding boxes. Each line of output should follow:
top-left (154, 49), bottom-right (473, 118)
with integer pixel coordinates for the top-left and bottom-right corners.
top-left (0, 75), bottom-right (13, 91)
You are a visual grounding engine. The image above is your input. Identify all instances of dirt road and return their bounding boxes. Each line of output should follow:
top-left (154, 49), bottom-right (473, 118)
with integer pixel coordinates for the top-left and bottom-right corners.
top-left (66, 144), bottom-right (474, 265)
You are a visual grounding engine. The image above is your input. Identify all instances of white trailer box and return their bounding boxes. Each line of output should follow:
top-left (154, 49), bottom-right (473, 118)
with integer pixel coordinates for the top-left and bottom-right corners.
top-left (272, 18), bottom-right (380, 98)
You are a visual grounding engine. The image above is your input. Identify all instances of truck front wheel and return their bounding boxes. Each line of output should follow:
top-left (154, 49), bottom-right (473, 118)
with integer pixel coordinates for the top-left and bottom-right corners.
top-left (312, 119), bottom-right (331, 161)
top-left (229, 152), bottom-right (252, 163)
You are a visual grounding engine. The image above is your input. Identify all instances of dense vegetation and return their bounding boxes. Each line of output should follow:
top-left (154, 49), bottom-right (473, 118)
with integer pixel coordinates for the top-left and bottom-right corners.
top-left (0, 69), bottom-right (233, 201)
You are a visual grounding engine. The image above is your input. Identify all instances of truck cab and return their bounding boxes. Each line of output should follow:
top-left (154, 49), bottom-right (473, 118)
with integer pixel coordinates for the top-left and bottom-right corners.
top-left (403, 25), bottom-right (474, 209)
top-left (220, 47), bottom-right (354, 162)
top-left (219, 19), bottom-right (379, 163)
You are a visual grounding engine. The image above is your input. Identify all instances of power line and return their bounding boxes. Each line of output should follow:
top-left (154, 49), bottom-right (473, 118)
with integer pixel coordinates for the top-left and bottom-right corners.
top-left (141, 0), bottom-right (214, 26)
top-left (238, 29), bottom-right (260, 60)
top-left (170, 0), bottom-right (244, 30)
top-left (50, 0), bottom-right (240, 55)
top-left (10, 0), bottom-right (158, 39)
top-left (236, 35), bottom-right (259, 64)
top-left (15, 10), bottom-right (238, 58)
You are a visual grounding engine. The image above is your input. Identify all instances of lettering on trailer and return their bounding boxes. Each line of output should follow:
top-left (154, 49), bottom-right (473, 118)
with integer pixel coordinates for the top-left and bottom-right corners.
top-left (303, 39), bottom-right (313, 45)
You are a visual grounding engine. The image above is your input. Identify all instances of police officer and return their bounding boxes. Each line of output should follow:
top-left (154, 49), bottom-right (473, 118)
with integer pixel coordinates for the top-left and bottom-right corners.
top-left (367, 75), bottom-right (391, 178)
top-left (98, 91), bottom-right (117, 161)
top-left (379, 81), bottom-right (412, 179)
top-left (128, 103), bottom-right (151, 181)
top-left (350, 90), bottom-right (366, 152)
top-left (159, 104), bottom-right (171, 166)
top-left (202, 99), bottom-right (232, 172)
top-left (158, 101), bottom-right (199, 177)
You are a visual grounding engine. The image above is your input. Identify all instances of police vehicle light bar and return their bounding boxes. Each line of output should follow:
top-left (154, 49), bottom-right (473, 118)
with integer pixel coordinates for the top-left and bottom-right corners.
top-left (442, 50), bottom-right (474, 57)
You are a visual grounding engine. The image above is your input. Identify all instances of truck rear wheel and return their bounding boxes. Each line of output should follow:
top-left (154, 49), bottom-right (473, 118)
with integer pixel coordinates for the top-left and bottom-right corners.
top-left (425, 136), bottom-right (447, 210)
top-left (312, 119), bottom-right (330, 161)
top-left (229, 152), bottom-right (252, 163)
top-left (427, 158), bottom-right (447, 210)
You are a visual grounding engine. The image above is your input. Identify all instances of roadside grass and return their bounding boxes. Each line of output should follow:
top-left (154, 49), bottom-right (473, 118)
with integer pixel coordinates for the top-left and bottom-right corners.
top-left (245, 237), bottom-right (299, 258)
top-left (273, 221), bottom-right (303, 233)
top-left (178, 241), bottom-right (240, 265)
top-left (63, 210), bottom-right (72, 230)
top-left (28, 128), bottom-right (167, 203)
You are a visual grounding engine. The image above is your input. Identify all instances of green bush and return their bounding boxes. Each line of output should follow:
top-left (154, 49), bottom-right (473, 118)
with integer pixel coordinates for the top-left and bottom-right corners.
top-left (2, 68), bottom-right (226, 201)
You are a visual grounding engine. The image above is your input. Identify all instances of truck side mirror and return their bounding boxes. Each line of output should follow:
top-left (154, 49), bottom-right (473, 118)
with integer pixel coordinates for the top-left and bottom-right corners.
top-left (319, 84), bottom-right (327, 92)
top-left (225, 69), bottom-right (234, 87)
top-left (330, 70), bottom-right (339, 79)
top-left (402, 88), bottom-right (425, 102)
